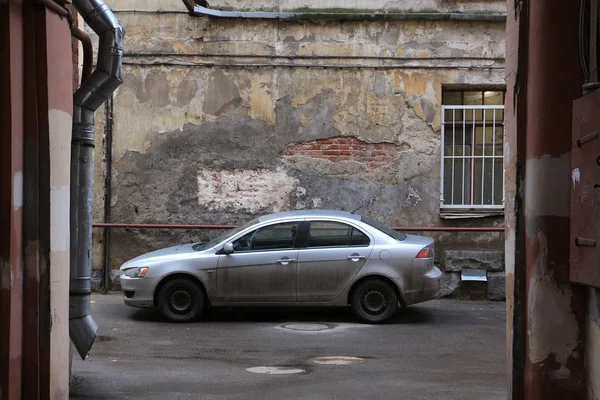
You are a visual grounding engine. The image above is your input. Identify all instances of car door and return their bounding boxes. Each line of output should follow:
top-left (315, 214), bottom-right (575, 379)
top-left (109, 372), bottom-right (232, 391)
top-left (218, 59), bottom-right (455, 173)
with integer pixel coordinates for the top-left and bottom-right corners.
top-left (296, 220), bottom-right (373, 302)
top-left (216, 221), bottom-right (300, 303)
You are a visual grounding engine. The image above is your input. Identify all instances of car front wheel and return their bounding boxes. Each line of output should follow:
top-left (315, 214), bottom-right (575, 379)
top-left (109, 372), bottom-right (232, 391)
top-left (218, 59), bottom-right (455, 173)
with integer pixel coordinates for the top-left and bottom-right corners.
top-left (157, 278), bottom-right (206, 322)
top-left (350, 279), bottom-right (398, 323)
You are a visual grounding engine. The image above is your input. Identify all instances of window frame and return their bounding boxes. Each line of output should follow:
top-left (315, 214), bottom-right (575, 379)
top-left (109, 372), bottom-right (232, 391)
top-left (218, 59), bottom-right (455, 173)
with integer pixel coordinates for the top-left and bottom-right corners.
top-left (440, 88), bottom-right (506, 214)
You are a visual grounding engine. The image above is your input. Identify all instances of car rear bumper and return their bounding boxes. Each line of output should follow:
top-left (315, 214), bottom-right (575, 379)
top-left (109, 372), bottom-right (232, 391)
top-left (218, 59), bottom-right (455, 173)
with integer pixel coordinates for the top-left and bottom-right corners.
top-left (402, 265), bottom-right (442, 306)
top-left (120, 274), bottom-right (159, 308)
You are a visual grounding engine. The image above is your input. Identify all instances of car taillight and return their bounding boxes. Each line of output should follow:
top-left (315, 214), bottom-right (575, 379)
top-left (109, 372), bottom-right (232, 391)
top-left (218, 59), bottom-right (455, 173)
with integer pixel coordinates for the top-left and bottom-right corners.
top-left (416, 246), bottom-right (434, 259)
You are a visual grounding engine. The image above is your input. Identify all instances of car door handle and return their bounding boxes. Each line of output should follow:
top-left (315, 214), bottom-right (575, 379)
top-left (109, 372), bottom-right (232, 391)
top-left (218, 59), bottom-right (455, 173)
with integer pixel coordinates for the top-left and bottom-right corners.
top-left (347, 255), bottom-right (366, 260)
top-left (277, 258), bottom-right (296, 264)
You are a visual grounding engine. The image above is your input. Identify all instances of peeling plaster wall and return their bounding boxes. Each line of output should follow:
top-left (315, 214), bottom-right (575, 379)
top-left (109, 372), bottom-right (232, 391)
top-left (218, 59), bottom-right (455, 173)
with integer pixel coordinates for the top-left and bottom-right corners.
top-left (125, 0), bottom-right (506, 14)
top-left (91, 0), bottom-right (506, 293)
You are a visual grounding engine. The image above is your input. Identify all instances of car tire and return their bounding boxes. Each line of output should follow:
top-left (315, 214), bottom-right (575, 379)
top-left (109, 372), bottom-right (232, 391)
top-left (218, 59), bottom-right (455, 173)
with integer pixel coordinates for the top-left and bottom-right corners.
top-left (157, 278), bottom-right (206, 322)
top-left (350, 279), bottom-right (398, 324)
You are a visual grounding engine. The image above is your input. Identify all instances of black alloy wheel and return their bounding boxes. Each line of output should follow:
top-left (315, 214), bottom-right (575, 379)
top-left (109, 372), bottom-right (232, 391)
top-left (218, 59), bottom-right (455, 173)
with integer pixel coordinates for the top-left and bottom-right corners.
top-left (157, 278), bottom-right (206, 322)
top-left (350, 279), bottom-right (398, 323)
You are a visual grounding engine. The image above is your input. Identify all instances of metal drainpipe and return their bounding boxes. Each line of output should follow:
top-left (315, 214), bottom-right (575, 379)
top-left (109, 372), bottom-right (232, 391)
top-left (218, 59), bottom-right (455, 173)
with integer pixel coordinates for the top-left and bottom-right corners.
top-left (70, 0), bottom-right (124, 360)
top-left (188, 3), bottom-right (506, 22)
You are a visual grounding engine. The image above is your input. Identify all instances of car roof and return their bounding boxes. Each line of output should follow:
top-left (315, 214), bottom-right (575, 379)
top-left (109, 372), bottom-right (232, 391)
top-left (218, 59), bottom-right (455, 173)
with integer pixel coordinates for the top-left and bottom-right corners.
top-left (257, 209), bottom-right (361, 223)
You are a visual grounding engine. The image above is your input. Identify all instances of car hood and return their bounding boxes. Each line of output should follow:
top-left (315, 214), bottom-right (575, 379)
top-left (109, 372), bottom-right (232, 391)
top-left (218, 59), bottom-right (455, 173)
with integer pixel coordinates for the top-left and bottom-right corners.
top-left (120, 243), bottom-right (202, 269)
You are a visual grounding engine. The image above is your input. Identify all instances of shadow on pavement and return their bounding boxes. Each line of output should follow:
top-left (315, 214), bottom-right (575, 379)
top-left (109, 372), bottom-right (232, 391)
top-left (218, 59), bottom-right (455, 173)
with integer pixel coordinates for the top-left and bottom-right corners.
top-left (127, 304), bottom-right (434, 324)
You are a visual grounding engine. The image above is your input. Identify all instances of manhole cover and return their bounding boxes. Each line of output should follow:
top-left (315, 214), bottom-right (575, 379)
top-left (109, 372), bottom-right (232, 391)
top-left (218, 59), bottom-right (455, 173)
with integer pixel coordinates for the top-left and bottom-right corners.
top-left (246, 366), bottom-right (306, 375)
top-left (311, 356), bottom-right (365, 365)
top-left (280, 323), bottom-right (332, 332)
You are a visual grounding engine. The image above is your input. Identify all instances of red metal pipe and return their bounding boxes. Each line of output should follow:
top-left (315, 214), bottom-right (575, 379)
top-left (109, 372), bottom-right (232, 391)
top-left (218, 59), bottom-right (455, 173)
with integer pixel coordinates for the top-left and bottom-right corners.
top-left (70, 27), bottom-right (93, 83)
top-left (393, 226), bottom-right (504, 232)
top-left (36, 0), bottom-right (69, 19)
top-left (36, 1), bottom-right (93, 84)
top-left (92, 223), bottom-right (239, 230)
top-left (91, 222), bottom-right (504, 232)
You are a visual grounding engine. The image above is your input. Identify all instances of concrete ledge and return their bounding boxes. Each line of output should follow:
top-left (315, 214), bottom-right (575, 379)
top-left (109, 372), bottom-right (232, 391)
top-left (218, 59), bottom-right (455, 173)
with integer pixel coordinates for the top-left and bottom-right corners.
top-left (443, 250), bottom-right (504, 272)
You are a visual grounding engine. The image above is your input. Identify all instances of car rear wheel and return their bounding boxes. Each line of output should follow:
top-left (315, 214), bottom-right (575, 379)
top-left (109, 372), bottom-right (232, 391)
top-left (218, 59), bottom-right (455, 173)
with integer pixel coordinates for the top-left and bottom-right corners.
top-left (350, 279), bottom-right (398, 323)
top-left (157, 278), bottom-right (205, 322)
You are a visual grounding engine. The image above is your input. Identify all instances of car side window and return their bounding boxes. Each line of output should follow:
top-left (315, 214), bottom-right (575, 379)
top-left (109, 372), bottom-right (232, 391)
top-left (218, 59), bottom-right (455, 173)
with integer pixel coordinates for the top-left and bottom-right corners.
top-left (307, 221), bottom-right (353, 247)
top-left (233, 222), bottom-right (299, 252)
top-left (350, 227), bottom-right (370, 246)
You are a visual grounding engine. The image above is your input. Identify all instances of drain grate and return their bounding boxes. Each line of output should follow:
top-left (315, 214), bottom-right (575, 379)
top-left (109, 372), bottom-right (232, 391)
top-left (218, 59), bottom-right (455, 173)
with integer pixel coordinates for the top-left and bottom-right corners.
top-left (311, 356), bottom-right (365, 365)
top-left (280, 323), bottom-right (334, 332)
top-left (246, 366), bottom-right (306, 375)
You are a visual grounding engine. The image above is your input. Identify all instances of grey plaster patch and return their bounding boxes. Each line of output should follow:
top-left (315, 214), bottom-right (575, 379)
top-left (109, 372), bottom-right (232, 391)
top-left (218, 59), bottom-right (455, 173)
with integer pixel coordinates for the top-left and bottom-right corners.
top-left (203, 70), bottom-right (242, 116)
top-left (379, 27), bottom-right (400, 46)
top-left (287, 174), bottom-right (409, 216)
top-left (396, 150), bottom-right (437, 182)
top-left (372, 73), bottom-right (394, 96)
top-left (276, 90), bottom-right (340, 141)
top-left (419, 97), bottom-right (436, 124)
top-left (175, 72), bottom-right (199, 106)
top-left (144, 73), bottom-right (171, 108)
top-left (487, 272), bottom-right (506, 301)
top-left (123, 71), bottom-right (170, 108)
top-left (450, 48), bottom-right (467, 57)
top-left (443, 250), bottom-right (504, 272)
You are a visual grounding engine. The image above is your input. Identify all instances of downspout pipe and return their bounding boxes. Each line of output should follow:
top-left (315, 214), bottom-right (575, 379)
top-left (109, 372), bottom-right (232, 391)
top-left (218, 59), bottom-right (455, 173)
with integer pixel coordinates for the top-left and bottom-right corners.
top-left (190, 3), bottom-right (506, 22)
top-left (69, 0), bottom-right (124, 360)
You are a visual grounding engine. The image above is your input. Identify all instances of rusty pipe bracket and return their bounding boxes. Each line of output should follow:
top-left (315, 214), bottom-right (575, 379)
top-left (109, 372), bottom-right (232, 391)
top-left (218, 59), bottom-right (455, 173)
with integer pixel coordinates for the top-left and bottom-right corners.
top-left (576, 131), bottom-right (599, 147)
top-left (36, 0), bottom-right (77, 26)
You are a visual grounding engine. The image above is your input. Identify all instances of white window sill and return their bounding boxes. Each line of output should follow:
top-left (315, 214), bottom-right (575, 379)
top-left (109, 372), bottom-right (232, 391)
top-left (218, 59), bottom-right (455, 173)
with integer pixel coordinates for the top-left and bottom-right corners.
top-left (440, 209), bottom-right (504, 219)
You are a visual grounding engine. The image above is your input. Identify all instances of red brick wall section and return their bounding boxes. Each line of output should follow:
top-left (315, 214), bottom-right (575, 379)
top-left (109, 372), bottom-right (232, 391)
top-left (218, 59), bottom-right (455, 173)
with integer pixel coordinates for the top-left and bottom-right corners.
top-left (280, 137), bottom-right (409, 168)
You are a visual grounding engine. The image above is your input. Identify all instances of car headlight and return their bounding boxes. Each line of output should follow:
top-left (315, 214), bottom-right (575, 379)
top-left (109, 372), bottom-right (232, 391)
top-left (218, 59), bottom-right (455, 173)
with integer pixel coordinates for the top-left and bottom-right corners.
top-left (124, 267), bottom-right (149, 278)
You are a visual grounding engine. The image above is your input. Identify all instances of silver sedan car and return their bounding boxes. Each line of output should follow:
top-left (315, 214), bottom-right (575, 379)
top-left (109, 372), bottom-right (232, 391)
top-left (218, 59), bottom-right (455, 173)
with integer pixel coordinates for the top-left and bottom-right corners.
top-left (119, 210), bottom-right (441, 323)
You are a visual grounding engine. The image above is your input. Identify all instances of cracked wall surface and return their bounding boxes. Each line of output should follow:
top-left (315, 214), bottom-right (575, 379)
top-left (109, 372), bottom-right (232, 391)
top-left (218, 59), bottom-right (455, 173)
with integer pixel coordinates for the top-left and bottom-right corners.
top-left (90, 0), bottom-right (506, 294)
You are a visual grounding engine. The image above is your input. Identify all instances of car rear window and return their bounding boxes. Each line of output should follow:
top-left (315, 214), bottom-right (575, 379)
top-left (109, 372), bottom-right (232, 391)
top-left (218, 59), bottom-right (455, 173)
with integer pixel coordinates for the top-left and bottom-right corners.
top-left (360, 216), bottom-right (407, 241)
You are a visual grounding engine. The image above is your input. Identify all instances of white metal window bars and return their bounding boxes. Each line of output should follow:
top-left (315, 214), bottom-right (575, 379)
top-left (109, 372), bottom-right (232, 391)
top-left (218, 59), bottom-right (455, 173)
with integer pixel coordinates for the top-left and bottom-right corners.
top-left (440, 105), bottom-right (505, 210)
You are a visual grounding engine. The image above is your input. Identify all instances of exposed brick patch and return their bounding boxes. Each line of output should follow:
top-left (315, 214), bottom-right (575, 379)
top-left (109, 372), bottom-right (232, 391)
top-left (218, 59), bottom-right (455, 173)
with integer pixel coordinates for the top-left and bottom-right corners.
top-left (280, 137), bottom-right (410, 167)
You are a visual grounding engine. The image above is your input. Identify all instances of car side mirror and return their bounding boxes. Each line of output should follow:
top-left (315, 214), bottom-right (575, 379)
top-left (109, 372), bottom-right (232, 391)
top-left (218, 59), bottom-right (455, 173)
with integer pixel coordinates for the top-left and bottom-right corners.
top-left (222, 242), bottom-right (234, 254)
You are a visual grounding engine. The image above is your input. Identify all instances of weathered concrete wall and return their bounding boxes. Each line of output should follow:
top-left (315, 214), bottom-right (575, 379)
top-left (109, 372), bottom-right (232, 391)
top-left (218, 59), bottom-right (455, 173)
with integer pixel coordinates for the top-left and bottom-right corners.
top-left (90, 0), bottom-right (506, 297)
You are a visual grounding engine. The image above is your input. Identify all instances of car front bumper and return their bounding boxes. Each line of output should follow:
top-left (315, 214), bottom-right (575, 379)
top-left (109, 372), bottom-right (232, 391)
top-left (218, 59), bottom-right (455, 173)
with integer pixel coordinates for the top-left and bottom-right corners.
top-left (120, 273), bottom-right (160, 308)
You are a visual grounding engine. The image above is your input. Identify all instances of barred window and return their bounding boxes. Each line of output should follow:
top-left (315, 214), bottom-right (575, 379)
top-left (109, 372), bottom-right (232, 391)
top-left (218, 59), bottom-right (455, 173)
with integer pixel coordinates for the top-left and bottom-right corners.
top-left (441, 89), bottom-right (505, 211)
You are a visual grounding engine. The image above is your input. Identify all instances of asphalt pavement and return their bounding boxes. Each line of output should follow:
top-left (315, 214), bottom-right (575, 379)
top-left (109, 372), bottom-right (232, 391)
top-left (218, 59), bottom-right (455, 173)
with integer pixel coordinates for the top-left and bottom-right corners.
top-left (70, 294), bottom-right (506, 400)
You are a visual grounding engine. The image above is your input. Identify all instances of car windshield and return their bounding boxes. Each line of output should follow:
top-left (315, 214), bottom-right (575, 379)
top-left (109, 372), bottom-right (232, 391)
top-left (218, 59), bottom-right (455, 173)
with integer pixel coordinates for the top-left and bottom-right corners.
top-left (193, 218), bottom-right (259, 251)
top-left (360, 216), bottom-right (407, 241)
